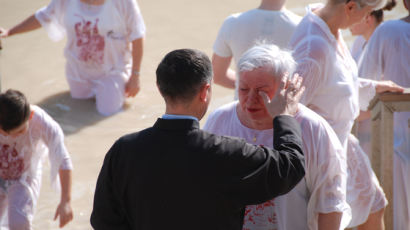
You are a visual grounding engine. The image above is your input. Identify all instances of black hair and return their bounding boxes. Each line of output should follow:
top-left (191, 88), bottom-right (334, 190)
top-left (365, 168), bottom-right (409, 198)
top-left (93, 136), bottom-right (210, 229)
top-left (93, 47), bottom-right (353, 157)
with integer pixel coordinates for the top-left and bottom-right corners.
top-left (156, 49), bottom-right (212, 103)
top-left (0, 89), bottom-right (31, 132)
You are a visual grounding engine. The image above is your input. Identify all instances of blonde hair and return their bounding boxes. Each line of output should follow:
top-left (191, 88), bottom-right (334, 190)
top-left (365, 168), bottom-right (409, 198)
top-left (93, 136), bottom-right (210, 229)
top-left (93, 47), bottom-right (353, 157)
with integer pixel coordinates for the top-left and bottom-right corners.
top-left (331, 0), bottom-right (387, 10)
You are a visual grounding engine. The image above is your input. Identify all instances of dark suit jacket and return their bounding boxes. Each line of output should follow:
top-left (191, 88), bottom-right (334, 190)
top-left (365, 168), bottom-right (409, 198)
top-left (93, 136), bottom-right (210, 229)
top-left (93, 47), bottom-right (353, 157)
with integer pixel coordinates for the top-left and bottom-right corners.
top-left (91, 115), bottom-right (304, 230)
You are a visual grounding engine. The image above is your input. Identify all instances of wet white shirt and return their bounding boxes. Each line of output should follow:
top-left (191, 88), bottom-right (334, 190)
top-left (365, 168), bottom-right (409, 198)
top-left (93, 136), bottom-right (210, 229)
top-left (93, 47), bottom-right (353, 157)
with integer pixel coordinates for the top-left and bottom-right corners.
top-left (204, 102), bottom-right (350, 230)
top-left (359, 19), bottom-right (410, 160)
top-left (289, 4), bottom-right (376, 146)
top-left (35, 0), bottom-right (146, 82)
top-left (0, 106), bottom-right (72, 192)
top-left (359, 19), bottom-right (410, 229)
top-left (290, 4), bottom-right (387, 227)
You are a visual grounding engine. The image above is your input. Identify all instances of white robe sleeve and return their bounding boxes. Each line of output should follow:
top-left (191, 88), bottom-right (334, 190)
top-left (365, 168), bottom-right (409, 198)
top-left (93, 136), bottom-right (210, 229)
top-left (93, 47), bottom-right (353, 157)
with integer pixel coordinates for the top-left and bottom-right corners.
top-left (213, 15), bottom-right (234, 58)
top-left (358, 78), bottom-right (377, 111)
top-left (123, 0), bottom-right (146, 41)
top-left (35, 0), bottom-right (68, 42)
top-left (301, 112), bottom-right (351, 229)
top-left (292, 37), bottom-right (329, 106)
top-left (36, 107), bottom-right (72, 191)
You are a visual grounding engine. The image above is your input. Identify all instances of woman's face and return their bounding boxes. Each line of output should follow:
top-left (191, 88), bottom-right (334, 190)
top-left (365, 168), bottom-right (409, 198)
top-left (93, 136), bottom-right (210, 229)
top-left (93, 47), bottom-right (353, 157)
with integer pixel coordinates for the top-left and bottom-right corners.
top-left (349, 13), bottom-right (375, 35)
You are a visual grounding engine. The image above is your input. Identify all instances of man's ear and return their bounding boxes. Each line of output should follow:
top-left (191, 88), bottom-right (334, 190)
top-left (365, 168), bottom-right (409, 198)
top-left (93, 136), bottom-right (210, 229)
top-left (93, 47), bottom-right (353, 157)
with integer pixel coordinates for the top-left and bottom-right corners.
top-left (199, 83), bottom-right (211, 102)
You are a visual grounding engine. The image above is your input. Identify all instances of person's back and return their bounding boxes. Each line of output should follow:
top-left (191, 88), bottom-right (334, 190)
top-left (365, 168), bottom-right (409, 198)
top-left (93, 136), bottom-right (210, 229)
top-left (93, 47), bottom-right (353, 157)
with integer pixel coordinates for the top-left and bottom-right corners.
top-left (95, 119), bottom-right (297, 229)
top-left (211, 0), bottom-right (301, 93)
top-left (214, 8), bottom-right (301, 66)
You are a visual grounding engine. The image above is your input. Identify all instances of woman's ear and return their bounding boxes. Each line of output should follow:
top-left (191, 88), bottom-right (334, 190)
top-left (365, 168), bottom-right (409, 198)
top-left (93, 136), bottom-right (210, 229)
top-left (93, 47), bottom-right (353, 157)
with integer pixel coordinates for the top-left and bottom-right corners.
top-left (345, 1), bottom-right (358, 16)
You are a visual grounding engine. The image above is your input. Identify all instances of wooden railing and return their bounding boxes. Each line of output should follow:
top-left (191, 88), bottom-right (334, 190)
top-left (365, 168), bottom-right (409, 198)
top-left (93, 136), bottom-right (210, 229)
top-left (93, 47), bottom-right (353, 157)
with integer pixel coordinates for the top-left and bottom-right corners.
top-left (368, 89), bottom-right (410, 230)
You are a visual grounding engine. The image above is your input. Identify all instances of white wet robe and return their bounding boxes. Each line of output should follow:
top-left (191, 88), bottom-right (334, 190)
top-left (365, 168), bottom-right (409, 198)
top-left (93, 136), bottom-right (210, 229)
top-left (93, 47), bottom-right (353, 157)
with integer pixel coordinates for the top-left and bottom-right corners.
top-left (204, 102), bottom-right (350, 230)
top-left (359, 19), bottom-right (410, 230)
top-left (289, 4), bottom-right (387, 227)
top-left (35, 0), bottom-right (146, 115)
top-left (0, 106), bottom-right (72, 229)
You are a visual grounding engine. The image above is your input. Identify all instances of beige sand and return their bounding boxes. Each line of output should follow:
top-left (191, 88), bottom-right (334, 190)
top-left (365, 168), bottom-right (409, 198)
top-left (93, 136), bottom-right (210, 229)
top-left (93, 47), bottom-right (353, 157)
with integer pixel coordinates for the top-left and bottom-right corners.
top-left (0, 0), bottom-right (407, 229)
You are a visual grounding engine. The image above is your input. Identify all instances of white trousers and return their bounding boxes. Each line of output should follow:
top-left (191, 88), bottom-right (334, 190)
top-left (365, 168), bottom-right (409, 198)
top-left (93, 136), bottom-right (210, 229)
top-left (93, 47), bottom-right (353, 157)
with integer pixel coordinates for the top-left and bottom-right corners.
top-left (67, 72), bottom-right (128, 116)
top-left (0, 177), bottom-right (41, 230)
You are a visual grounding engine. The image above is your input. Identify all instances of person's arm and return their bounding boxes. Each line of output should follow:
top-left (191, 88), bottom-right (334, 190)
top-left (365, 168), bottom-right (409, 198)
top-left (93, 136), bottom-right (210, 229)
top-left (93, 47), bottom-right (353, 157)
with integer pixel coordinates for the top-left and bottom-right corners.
top-left (54, 169), bottom-right (73, 228)
top-left (211, 54), bottom-right (236, 89)
top-left (125, 37), bottom-right (144, 97)
top-left (318, 212), bottom-right (342, 230)
top-left (0, 14), bottom-right (41, 38)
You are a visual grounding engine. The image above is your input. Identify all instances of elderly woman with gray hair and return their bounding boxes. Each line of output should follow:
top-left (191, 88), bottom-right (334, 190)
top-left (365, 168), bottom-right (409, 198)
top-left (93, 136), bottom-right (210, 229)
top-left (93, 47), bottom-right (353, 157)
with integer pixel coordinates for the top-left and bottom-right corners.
top-left (204, 44), bottom-right (349, 230)
top-left (290, 0), bottom-right (405, 229)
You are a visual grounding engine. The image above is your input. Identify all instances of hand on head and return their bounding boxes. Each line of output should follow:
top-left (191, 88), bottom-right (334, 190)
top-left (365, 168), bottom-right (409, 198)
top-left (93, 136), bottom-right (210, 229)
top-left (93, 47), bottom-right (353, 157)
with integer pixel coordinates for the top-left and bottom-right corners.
top-left (259, 73), bottom-right (305, 118)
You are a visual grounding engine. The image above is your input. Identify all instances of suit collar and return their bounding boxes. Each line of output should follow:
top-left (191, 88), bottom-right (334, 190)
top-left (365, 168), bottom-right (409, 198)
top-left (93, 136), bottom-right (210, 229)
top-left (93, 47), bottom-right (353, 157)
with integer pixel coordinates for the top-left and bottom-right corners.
top-left (154, 118), bottom-right (200, 131)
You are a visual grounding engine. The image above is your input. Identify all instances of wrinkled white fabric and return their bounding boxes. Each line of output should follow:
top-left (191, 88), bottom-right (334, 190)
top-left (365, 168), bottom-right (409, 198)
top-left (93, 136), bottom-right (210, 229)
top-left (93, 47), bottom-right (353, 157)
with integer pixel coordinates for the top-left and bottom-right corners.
top-left (359, 19), bottom-right (410, 229)
top-left (204, 102), bottom-right (350, 230)
top-left (290, 4), bottom-right (386, 227)
top-left (350, 35), bottom-right (371, 156)
top-left (351, 35), bottom-right (367, 63)
top-left (0, 106), bottom-right (72, 229)
top-left (213, 8), bottom-right (301, 98)
top-left (35, 0), bottom-right (146, 115)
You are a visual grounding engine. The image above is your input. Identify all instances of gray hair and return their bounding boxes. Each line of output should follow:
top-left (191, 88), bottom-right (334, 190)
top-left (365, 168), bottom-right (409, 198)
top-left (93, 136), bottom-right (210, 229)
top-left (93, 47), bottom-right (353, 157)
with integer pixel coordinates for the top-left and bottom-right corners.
top-left (237, 44), bottom-right (296, 80)
top-left (331, 0), bottom-right (387, 10)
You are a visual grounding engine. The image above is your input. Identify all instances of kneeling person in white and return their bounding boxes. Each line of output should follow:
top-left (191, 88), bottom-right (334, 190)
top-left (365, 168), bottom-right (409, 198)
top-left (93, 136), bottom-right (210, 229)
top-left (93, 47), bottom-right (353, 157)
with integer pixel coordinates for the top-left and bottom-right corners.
top-left (204, 45), bottom-right (350, 230)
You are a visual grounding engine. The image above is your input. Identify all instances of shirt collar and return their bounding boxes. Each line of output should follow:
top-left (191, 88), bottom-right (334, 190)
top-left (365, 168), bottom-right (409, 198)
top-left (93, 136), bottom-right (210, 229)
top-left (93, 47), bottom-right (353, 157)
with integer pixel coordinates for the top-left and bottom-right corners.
top-left (162, 114), bottom-right (199, 122)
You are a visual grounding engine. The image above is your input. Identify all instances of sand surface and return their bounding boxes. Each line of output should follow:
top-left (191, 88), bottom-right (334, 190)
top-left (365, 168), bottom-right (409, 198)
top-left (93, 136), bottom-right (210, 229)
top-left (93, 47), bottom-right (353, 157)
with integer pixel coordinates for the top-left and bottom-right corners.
top-left (0, 0), bottom-right (407, 229)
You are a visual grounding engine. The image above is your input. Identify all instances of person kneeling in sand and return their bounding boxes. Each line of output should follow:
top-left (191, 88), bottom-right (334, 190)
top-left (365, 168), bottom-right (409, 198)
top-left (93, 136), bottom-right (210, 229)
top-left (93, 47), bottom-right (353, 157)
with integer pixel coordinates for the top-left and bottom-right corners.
top-left (0, 89), bottom-right (73, 229)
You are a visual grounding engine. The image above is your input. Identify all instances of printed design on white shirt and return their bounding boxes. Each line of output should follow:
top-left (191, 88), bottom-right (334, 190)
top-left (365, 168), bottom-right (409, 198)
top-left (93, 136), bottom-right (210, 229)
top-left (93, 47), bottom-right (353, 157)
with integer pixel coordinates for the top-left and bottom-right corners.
top-left (0, 143), bottom-right (24, 180)
top-left (74, 15), bottom-right (105, 66)
top-left (243, 199), bottom-right (278, 230)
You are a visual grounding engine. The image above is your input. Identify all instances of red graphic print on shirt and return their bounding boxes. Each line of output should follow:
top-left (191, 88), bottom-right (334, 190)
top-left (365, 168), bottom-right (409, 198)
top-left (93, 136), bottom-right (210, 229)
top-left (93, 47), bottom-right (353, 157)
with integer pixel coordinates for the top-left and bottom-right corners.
top-left (74, 16), bottom-right (105, 66)
top-left (0, 144), bottom-right (24, 180)
top-left (243, 199), bottom-right (278, 230)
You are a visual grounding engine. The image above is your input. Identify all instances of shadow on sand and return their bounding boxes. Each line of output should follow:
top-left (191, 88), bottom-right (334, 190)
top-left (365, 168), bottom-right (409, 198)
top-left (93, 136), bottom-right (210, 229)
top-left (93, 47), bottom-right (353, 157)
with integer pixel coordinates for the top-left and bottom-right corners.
top-left (36, 91), bottom-right (107, 136)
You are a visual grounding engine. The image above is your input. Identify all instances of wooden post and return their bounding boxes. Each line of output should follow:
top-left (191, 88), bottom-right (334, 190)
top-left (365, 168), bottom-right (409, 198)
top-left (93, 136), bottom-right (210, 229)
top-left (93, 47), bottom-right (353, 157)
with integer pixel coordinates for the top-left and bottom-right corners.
top-left (368, 90), bottom-right (410, 230)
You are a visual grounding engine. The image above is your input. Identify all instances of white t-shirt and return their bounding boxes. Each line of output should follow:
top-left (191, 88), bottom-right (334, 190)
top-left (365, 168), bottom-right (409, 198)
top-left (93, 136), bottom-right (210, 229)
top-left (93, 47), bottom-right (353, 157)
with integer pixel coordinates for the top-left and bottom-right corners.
top-left (213, 8), bottom-right (301, 98)
top-left (35, 0), bottom-right (146, 82)
top-left (0, 106), bottom-right (72, 193)
top-left (204, 102), bottom-right (350, 230)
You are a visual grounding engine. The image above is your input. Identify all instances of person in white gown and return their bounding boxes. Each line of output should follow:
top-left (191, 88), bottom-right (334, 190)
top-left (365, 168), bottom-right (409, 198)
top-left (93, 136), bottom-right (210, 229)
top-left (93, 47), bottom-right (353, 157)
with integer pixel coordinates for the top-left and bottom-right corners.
top-left (0, 89), bottom-right (73, 229)
top-left (211, 0), bottom-right (301, 98)
top-left (204, 44), bottom-right (350, 230)
top-left (359, 0), bottom-right (410, 227)
top-left (0, 0), bottom-right (146, 116)
top-left (289, 0), bottom-right (404, 228)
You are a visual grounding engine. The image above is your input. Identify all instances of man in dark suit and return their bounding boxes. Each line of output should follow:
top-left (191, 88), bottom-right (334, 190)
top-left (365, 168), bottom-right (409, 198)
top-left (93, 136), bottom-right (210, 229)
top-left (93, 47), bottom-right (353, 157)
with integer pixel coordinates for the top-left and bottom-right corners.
top-left (90, 49), bottom-right (305, 230)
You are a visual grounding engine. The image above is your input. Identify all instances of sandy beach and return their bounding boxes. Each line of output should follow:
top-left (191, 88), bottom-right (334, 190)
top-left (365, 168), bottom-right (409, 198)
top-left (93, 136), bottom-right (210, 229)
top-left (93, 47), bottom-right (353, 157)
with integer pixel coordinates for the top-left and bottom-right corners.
top-left (0, 0), bottom-right (407, 229)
